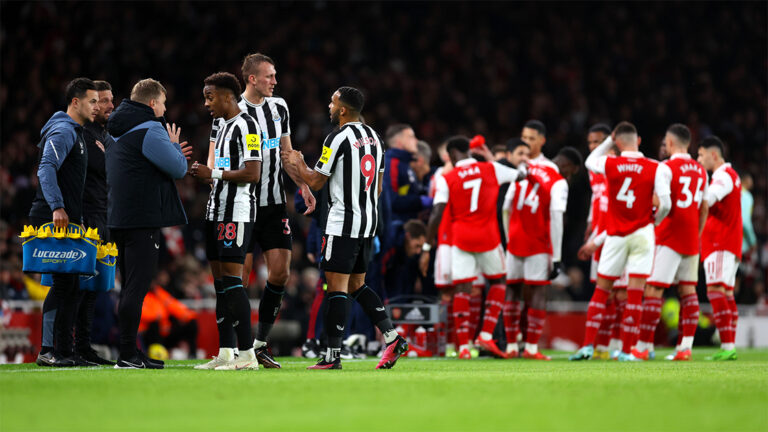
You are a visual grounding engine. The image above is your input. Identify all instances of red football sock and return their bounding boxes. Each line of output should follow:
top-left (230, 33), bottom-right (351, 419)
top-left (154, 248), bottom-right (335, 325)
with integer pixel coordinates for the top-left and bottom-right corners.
top-left (638, 297), bottom-right (663, 345)
top-left (525, 308), bottom-right (547, 346)
top-left (620, 287), bottom-right (643, 354)
top-left (595, 297), bottom-right (615, 348)
top-left (480, 284), bottom-right (505, 336)
top-left (680, 293), bottom-right (699, 339)
top-left (727, 295), bottom-right (738, 344)
top-left (453, 292), bottom-right (471, 347)
top-left (707, 291), bottom-right (732, 345)
top-left (583, 288), bottom-right (610, 346)
top-left (611, 297), bottom-right (626, 342)
top-left (503, 300), bottom-right (522, 347)
top-left (469, 291), bottom-right (483, 338)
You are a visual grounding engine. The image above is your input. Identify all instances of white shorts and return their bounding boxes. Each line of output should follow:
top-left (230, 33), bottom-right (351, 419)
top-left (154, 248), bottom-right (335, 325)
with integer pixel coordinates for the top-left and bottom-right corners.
top-left (451, 244), bottom-right (506, 284)
top-left (597, 224), bottom-right (655, 280)
top-left (434, 244), bottom-right (453, 288)
top-left (647, 245), bottom-right (699, 288)
top-left (506, 253), bottom-right (551, 285)
top-left (704, 251), bottom-right (739, 290)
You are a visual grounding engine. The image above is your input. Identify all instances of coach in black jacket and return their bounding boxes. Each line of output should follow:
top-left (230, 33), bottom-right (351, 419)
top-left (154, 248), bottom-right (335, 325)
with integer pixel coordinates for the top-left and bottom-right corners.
top-left (106, 78), bottom-right (190, 369)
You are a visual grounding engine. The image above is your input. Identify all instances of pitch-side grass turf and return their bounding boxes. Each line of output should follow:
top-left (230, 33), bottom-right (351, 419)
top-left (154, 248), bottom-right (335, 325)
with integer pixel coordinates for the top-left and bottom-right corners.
top-left (1, 348), bottom-right (766, 432)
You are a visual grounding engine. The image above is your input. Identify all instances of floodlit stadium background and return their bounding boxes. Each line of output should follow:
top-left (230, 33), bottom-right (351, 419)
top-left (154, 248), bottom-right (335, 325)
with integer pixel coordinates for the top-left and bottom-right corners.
top-left (0, 1), bottom-right (766, 358)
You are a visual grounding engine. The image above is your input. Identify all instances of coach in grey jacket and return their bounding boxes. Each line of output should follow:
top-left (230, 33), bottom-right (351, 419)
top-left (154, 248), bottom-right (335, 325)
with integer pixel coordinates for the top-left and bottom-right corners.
top-left (106, 78), bottom-right (191, 369)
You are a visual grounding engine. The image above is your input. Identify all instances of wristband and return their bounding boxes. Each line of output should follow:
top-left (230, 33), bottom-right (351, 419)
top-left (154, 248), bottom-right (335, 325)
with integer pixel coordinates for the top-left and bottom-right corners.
top-left (212, 169), bottom-right (223, 180)
top-left (422, 243), bottom-right (432, 252)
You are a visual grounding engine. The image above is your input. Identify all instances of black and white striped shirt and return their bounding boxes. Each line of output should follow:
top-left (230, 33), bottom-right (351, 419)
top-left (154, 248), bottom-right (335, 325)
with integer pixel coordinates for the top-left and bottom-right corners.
top-left (314, 122), bottom-right (385, 239)
top-left (206, 112), bottom-right (262, 222)
top-left (211, 95), bottom-right (290, 207)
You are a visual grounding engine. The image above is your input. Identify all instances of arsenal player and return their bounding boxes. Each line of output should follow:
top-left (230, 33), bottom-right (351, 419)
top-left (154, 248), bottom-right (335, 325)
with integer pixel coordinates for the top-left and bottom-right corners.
top-left (571, 122), bottom-right (672, 362)
top-left (427, 136), bottom-right (525, 359)
top-left (502, 147), bottom-right (582, 360)
top-left (698, 136), bottom-right (743, 361)
top-left (634, 124), bottom-right (708, 361)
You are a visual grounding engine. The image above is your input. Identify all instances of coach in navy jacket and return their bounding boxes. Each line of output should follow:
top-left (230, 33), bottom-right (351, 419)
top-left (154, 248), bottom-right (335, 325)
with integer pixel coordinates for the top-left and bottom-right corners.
top-left (106, 103), bottom-right (187, 229)
top-left (105, 78), bottom-right (188, 368)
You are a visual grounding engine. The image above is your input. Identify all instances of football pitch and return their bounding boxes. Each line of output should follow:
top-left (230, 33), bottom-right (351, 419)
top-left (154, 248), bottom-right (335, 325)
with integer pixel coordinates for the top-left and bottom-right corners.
top-left (1, 348), bottom-right (767, 432)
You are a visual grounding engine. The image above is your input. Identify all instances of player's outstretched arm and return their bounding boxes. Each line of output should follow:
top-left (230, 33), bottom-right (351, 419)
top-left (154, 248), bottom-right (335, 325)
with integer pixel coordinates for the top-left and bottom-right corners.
top-left (584, 136), bottom-right (613, 174)
top-left (281, 149), bottom-right (329, 191)
top-left (279, 136), bottom-right (316, 214)
top-left (190, 160), bottom-right (261, 184)
top-left (654, 163), bottom-right (672, 224)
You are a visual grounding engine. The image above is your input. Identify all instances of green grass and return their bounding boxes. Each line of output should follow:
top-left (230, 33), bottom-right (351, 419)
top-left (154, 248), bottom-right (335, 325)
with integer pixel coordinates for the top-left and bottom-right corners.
top-left (1, 348), bottom-right (767, 432)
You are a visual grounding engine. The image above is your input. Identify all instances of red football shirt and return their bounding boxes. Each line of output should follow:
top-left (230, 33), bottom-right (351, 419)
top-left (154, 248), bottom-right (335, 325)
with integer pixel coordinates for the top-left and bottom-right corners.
top-left (434, 158), bottom-right (519, 252)
top-left (505, 164), bottom-right (567, 257)
top-left (655, 154), bottom-right (707, 255)
top-left (604, 155), bottom-right (660, 236)
top-left (702, 163), bottom-right (742, 259)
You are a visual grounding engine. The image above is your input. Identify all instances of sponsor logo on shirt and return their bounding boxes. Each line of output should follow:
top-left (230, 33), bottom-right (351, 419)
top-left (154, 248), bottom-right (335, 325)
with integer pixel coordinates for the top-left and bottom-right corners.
top-left (246, 134), bottom-right (261, 151)
top-left (215, 157), bottom-right (231, 169)
top-left (319, 147), bottom-right (333, 164)
top-left (262, 137), bottom-right (280, 150)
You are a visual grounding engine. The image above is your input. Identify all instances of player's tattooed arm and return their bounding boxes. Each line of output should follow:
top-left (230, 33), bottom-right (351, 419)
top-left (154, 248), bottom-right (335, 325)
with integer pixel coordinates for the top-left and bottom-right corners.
top-left (282, 149), bottom-right (328, 191)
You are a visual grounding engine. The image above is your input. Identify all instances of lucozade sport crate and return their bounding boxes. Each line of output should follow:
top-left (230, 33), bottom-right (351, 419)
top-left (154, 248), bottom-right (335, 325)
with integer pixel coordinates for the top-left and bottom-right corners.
top-left (21, 223), bottom-right (99, 276)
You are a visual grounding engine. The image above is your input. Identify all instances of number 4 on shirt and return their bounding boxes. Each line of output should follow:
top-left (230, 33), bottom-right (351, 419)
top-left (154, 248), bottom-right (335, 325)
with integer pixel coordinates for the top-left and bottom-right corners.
top-left (617, 178), bottom-right (636, 209)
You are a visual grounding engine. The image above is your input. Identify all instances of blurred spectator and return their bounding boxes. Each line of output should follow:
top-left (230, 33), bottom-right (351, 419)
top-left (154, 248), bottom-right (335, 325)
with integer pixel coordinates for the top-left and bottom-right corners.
top-left (139, 284), bottom-right (198, 359)
top-left (382, 219), bottom-right (428, 299)
top-left (384, 124), bottom-right (432, 224)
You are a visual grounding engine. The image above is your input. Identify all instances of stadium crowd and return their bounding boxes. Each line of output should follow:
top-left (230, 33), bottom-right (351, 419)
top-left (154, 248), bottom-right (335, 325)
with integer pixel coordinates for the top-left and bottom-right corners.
top-left (0, 2), bottom-right (765, 358)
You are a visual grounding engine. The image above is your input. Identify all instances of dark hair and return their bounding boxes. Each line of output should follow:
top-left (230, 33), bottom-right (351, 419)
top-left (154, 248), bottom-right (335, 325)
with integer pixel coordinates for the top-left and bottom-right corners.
top-left (491, 144), bottom-right (507, 154)
top-left (613, 121), bottom-right (637, 136)
top-left (241, 53), bottom-right (275, 82)
top-left (666, 123), bottom-right (691, 145)
top-left (337, 86), bottom-right (364, 112)
top-left (523, 119), bottom-right (546, 136)
top-left (588, 123), bottom-right (611, 135)
top-left (700, 135), bottom-right (725, 157)
top-left (93, 80), bottom-right (112, 92)
top-left (65, 77), bottom-right (97, 105)
top-left (445, 135), bottom-right (470, 154)
top-left (385, 124), bottom-right (412, 144)
top-left (506, 137), bottom-right (529, 153)
top-left (557, 146), bottom-right (583, 166)
top-left (403, 219), bottom-right (427, 239)
top-left (204, 72), bottom-right (242, 99)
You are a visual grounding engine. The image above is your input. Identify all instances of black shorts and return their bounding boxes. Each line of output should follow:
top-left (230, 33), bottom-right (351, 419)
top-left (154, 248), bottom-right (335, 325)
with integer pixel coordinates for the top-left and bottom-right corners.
top-left (247, 204), bottom-right (292, 253)
top-left (205, 221), bottom-right (255, 264)
top-left (320, 234), bottom-right (373, 274)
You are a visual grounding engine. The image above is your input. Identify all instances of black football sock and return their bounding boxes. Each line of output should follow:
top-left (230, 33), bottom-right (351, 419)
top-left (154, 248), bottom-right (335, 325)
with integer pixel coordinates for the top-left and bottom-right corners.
top-left (214, 279), bottom-right (236, 349)
top-left (324, 292), bottom-right (350, 361)
top-left (256, 281), bottom-right (285, 341)
top-left (351, 285), bottom-right (397, 343)
top-left (222, 276), bottom-right (253, 351)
